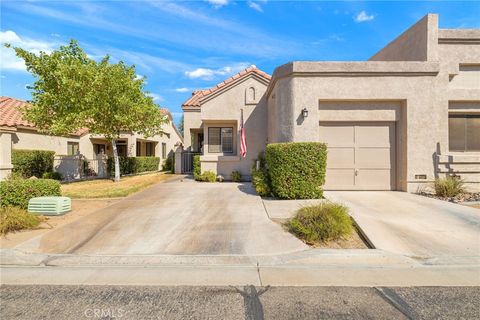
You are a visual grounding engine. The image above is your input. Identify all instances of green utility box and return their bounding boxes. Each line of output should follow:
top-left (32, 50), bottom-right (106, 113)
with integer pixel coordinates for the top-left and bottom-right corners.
top-left (28, 196), bottom-right (72, 216)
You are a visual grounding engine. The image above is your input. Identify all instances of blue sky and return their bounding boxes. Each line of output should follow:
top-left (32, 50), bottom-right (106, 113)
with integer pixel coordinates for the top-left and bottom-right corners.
top-left (1, 1), bottom-right (479, 126)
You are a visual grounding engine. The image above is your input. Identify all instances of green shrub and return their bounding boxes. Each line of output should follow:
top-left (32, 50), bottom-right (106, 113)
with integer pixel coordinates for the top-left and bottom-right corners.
top-left (434, 177), bottom-right (465, 198)
top-left (12, 149), bottom-right (55, 178)
top-left (193, 155), bottom-right (201, 181)
top-left (42, 171), bottom-right (63, 180)
top-left (197, 170), bottom-right (216, 182)
top-left (0, 179), bottom-right (61, 209)
top-left (286, 202), bottom-right (353, 243)
top-left (107, 157), bottom-right (160, 176)
top-left (231, 171), bottom-right (242, 182)
top-left (162, 154), bottom-right (174, 173)
top-left (266, 143), bottom-right (327, 199)
top-left (251, 169), bottom-right (271, 196)
top-left (0, 206), bottom-right (42, 235)
top-left (251, 152), bottom-right (271, 196)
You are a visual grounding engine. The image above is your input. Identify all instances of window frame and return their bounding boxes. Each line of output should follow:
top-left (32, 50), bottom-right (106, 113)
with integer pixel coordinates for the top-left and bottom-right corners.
top-left (145, 142), bottom-right (155, 157)
top-left (67, 142), bottom-right (79, 156)
top-left (448, 114), bottom-right (480, 152)
top-left (162, 143), bottom-right (167, 159)
top-left (208, 127), bottom-right (234, 154)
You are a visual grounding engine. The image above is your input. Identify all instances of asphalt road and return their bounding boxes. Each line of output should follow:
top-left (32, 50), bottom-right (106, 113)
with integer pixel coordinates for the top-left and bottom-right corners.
top-left (1, 285), bottom-right (479, 320)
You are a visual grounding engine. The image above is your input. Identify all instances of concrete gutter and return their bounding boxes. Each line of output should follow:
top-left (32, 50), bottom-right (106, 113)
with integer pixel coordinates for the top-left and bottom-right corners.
top-left (1, 249), bottom-right (479, 287)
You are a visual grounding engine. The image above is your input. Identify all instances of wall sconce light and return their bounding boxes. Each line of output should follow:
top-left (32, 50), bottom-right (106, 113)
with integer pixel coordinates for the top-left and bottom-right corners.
top-left (302, 108), bottom-right (309, 118)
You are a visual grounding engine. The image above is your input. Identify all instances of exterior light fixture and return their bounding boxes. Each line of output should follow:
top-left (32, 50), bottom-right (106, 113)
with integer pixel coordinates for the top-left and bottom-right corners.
top-left (302, 108), bottom-right (308, 118)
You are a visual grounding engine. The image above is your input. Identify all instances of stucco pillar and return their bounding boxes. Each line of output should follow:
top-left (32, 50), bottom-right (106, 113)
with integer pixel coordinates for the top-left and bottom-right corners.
top-left (0, 132), bottom-right (14, 181)
top-left (174, 144), bottom-right (183, 174)
top-left (128, 135), bottom-right (136, 157)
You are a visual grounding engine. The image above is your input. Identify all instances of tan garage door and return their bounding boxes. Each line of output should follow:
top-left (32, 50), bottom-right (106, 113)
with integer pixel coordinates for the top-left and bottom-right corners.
top-left (319, 122), bottom-right (396, 190)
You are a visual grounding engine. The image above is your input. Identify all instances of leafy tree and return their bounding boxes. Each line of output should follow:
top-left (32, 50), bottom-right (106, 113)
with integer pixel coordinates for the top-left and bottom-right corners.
top-left (178, 114), bottom-right (184, 136)
top-left (6, 40), bottom-right (167, 181)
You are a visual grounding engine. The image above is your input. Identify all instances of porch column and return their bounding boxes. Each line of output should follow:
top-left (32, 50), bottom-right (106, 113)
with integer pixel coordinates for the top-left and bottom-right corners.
top-left (174, 144), bottom-right (183, 174)
top-left (0, 131), bottom-right (14, 181)
top-left (128, 135), bottom-right (136, 157)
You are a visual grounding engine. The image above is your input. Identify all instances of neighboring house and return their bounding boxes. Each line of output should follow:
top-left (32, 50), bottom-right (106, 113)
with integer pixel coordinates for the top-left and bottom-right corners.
top-left (182, 14), bottom-right (480, 192)
top-left (182, 67), bottom-right (270, 179)
top-left (0, 96), bottom-right (183, 180)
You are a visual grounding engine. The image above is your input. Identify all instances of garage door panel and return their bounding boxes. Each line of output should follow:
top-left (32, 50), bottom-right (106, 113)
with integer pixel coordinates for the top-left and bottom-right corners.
top-left (324, 169), bottom-right (355, 190)
top-left (356, 148), bottom-right (392, 168)
top-left (319, 121), bottom-right (395, 191)
top-left (327, 148), bottom-right (355, 168)
top-left (356, 125), bottom-right (393, 147)
top-left (319, 125), bottom-right (354, 147)
top-left (356, 169), bottom-right (393, 190)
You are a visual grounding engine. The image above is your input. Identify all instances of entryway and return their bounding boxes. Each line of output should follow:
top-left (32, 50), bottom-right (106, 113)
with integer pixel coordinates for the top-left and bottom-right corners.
top-left (319, 121), bottom-right (396, 190)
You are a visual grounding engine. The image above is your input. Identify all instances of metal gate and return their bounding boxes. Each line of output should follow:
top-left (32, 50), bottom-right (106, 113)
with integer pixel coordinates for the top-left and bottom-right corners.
top-left (181, 152), bottom-right (201, 174)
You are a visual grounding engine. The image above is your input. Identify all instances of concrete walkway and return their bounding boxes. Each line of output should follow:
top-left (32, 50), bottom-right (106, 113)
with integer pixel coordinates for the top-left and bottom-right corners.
top-left (325, 191), bottom-right (480, 258)
top-left (15, 177), bottom-right (307, 255)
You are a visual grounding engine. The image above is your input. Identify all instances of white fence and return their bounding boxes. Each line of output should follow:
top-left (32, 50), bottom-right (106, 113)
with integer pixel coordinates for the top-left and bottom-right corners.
top-left (54, 155), bottom-right (108, 181)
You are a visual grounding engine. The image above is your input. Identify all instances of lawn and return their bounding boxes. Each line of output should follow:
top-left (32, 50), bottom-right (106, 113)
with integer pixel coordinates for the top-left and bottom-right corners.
top-left (61, 172), bottom-right (172, 198)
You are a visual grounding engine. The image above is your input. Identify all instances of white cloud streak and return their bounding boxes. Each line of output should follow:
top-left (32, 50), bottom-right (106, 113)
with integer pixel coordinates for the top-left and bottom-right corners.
top-left (175, 87), bottom-right (191, 92)
top-left (355, 11), bottom-right (374, 23)
top-left (0, 30), bottom-right (60, 71)
top-left (185, 63), bottom-right (251, 80)
top-left (248, 1), bottom-right (263, 13)
top-left (205, 0), bottom-right (229, 8)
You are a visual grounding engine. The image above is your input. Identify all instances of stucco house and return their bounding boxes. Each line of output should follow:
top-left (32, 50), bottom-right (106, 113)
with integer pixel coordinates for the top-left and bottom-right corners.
top-left (182, 14), bottom-right (479, 192)
top-left (0, 96), bottom-right (183, 180)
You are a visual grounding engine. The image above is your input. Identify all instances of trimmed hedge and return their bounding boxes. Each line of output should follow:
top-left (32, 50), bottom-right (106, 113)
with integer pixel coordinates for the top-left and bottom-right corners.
top-left (162, 154), bottom-right (174, 173)
top-left (0, 179), bottom-right (61, 209)
top-left (266, 142), bottom-right (327, 199)
top-left (193, 155), bottom-right (201, 181)
top-left (107, 157), bottom-right (160, 176)
top-left (12, 149), bottom-right (55, 178)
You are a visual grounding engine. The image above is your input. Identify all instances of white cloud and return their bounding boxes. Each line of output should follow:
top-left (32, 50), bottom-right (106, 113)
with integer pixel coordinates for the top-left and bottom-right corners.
top-left (148, 93), bottom-right (164, 102)
top-left (355, 10), bottom-right (374, 23)
top-left (248, 1), bottom-right (263, 13)
top-left (0, 30), bottom-right (59, 71)
top-left (51, 33), bottom-right (61, 38)
top-left (175, 87), bottom-right (191, 93)
top-left (185, 63), bottom-right (251, 80)
top-left (205, 0), bottom-right (229, 8)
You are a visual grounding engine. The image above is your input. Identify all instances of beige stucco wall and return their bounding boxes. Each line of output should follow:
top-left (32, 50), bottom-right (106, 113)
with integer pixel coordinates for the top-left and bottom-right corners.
top-left (369, 14), bottom-right (438, 61)
top-left (268, 65), bottom-right (441, 192)
top-left (267, 13), bottom-right (480, 192)
top-left (183, 109), bottom-right (202, 150)
top-left (12, 129), bottom-right (81, 155)
top-left (197, 76), bottom-right (269, 179)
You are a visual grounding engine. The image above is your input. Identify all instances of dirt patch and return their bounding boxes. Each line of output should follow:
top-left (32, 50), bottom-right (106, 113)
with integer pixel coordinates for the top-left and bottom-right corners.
top-left (0, 199), bottom-right (118, 249)
top-left (271, 218), bottom-right (368, 249)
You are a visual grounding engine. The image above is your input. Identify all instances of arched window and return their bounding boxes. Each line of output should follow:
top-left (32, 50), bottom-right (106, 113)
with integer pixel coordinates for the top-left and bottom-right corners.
top-left (246, 87), bottom-right (256, 104)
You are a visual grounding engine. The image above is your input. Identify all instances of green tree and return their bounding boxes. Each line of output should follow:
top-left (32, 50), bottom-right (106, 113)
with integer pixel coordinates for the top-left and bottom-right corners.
top-left (178, 114), bottom-right (184, 136)
top-left (6, 40), bottom-right (167, 181)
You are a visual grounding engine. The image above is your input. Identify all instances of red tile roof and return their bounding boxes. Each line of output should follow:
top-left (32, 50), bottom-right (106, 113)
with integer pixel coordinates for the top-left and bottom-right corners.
top-left (1, 96), bottom-right (178, 138)
top-left (0, 96), bottom-right (36, 129)
top-left (182, 65), bottom-right (271, 108)
top-left (0, 96), bottom-right (88, 136)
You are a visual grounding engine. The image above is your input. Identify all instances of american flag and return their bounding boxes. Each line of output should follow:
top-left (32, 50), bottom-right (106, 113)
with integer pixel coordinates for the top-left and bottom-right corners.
top-left (240, 109), bottom-right (247, 158)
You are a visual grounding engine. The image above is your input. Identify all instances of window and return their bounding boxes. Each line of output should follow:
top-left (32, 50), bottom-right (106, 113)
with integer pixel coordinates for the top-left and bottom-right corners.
top-left (162, 143), bottom-right (167, 159)
top-left (146, 142), bottom-right (155, 157)
top-left (67, 142), bottom-right (79, 155)
top-left (136, 142), bottom-right (141, 156)
top-left (208, 127), bottom-right (233, 153)
top-left (94, 144), bottom-right (106, 155)
top-left (449, 114), bottom-right (480, 152)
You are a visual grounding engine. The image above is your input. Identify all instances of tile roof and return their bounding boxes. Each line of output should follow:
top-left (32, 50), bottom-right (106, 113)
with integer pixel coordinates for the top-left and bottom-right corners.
top-left (0, 96), bottom-right (88, 136)
top-left (182, 65), bottom-right (271, 108)
top-left (1, 96), bottom-right (178, 138)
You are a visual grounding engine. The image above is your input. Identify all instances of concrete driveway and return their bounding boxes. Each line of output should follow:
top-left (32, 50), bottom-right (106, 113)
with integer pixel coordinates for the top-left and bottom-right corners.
top-left (16, 177), bottom-right (307, 255)
top-left (325, 191), bottom-right (480, 258)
